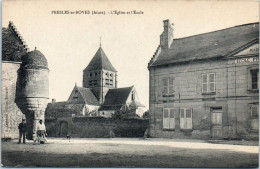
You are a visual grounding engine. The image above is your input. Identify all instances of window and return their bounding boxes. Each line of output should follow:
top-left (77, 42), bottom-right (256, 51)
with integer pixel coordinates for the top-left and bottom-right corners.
top-left (250, 104), bottom-right (259, 130)
top-left (202, 73), bottom-right (215, 93)
top-left (251, 69), bottom-right (259, 90)
top-left (89, 80), bottom-right (97, 86)
top-left (163, 108), bottom-right (175, 130)
top-left (131, 91), bottom-right (135, 101)
top-left (90, 73), bottom-right (92, 77)
top-left (180, 108), bottom-right (192, 129)
top-left (162, 77), bottom-right (174, 95)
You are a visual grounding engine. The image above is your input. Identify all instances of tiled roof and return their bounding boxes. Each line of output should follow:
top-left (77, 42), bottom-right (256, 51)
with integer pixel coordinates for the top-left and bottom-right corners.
top-left (150, 22), bottom-right (259, 67)
top-left (21, 49), bottom-right (49, 70)
top-left (99, 86), bottom-right (133, 110)
top-left (77, 87), bottom-right (100, 106)
top-left (2, 22), bottom-right (28, 62)
top-left (84, 47), bottom-right (117, 72)
top-left (129, 100), bottom-right (145, 108)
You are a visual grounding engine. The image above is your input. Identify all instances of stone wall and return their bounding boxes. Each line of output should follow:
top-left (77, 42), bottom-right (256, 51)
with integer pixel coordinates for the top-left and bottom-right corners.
top-left (45, 117), bottom-right (148, 138)
top-left (1, 62), bottom-right (24, 139)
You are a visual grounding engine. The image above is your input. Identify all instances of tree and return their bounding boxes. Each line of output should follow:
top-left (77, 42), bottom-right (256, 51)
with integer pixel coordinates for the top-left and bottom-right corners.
top-left (142, 110), bottom-right (150, 119)
top-left (111, 109), bottom-right (139, 119)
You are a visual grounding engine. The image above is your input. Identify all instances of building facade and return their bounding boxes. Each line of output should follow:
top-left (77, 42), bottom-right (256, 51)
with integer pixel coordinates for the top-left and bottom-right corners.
top-left (148, 20), bottom-right (259, 140)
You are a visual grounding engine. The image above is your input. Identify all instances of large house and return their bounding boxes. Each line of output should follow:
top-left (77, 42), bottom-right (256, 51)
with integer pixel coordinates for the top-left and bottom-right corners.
top-left (148, 20), bottom-right (259, 140)
top-left (46, 46), bottom-right (145, 118)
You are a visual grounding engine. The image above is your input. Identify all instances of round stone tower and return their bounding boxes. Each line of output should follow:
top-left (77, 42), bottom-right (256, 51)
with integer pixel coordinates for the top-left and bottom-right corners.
top-left (15, 48), bottom-right (49, 140)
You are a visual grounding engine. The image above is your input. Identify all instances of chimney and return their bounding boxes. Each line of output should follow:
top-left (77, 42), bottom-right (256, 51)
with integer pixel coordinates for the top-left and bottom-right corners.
top-left (52, 98), bottom-right (56, 104)
top-left (160, 19), bottom-right (173, 49)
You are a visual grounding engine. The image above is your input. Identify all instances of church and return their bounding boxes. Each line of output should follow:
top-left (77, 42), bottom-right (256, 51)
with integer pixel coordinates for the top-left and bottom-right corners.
top-left (46, 45), bottom-right (145, 118)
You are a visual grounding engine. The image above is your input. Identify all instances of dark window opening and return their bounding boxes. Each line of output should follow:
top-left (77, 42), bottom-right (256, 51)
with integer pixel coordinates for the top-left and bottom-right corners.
top-left (131, 92), bottom-right (135, 101)
top-left (251, 69), bottom-right (258, 89)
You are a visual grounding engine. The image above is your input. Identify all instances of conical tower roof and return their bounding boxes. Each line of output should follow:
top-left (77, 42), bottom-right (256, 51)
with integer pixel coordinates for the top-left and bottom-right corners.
top-left (20, 48), bottom-right (48, 70)
top-left (84, 47), bottom-right (117, 72)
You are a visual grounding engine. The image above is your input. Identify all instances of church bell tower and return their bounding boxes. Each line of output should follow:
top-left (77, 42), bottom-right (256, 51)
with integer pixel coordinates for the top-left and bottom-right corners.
top-left (83, 45), bottom-right (117, 104)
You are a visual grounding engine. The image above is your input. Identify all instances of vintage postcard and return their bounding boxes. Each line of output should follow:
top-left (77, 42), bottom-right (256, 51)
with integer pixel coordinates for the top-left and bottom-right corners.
top-left (1, 0), bottom-right (259, 167)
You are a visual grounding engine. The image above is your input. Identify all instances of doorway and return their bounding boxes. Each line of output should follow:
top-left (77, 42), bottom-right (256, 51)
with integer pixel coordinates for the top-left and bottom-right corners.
top-left (60, 121), bottom-right (68, 137)
top-left (211, 108), bottom-right (222, 139)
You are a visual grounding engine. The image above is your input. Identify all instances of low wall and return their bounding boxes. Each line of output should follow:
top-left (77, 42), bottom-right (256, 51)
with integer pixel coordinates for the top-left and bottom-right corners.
top-left (45, 117), bottom-right (148, 138)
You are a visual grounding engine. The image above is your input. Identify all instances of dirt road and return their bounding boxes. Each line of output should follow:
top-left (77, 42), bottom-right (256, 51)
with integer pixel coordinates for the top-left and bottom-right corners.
top-left (1, 138), bottom-right (258, 167)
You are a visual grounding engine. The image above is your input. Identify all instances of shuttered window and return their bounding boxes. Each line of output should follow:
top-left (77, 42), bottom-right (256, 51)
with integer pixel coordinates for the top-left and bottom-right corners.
top-left (251, 104), bottom-right (259, 130)
top-left (163, 78), bottom-right (168, 94)
top-left (180, 108), bottom-right (192, 129)
top-left (202, 73), bottom-right (215, 93)
top-left (162, 77), bottom-right (174, 95)
top-left (163, 108), bottom-right (175, 129)
top-left (251, 69), bottom-right (259, 90)
top-left (251, 105), bottom-right (259, 117)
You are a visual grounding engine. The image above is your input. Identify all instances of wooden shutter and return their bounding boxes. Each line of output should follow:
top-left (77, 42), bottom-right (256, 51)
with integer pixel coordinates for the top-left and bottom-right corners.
top-left (256, 70), bottom-right (259, 89)
top-left (251, 119), bottom-right (259, 130)
top-left (186, 109), bottom-right (192, 129)
top-left (202, 74), bottom-right (208, 93)
top-left (251, 105), bottom-right (258, 117)
top-left (163, 109), bottom-right (169, 129)
top-left (169, 77), bottom-right (174, 94)
top-left (209, 73), bottom-right (215, 92)
top-left (212, 112), bottom-right (222, 125)
top-left (162, 78), bottom-right (168, 95)
top-left (180, 108), bottom-right (185, 129)
top-left (169, 109), bottom-right (175, 129)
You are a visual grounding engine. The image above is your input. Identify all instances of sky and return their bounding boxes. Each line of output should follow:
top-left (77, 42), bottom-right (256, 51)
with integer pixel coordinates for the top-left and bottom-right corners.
top-left (2, 0), bottom-right (259, 108)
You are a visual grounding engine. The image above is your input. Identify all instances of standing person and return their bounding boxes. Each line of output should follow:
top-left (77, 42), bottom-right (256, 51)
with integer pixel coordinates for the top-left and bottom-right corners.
top-left (18, 119), bottom-right (27, 144)
top-left (36, 120), bottom-right (47, 144)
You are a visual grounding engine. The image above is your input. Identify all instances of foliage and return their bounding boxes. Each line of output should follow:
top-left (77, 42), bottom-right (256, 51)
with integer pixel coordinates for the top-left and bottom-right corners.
top-left (111, 109), bottom-right (139, 119)
top-left (142, 110), bottom-right (150, 119)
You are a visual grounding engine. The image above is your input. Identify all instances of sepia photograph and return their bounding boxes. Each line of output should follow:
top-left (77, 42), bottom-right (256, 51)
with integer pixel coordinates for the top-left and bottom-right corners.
top-left (1, 0), bottom-right (259, 167)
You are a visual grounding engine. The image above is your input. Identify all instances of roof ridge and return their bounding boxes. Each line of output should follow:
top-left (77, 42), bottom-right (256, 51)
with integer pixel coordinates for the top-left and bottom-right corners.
top-left (149, 21), bottom-right (259, 67)
top-left (173, 22), bottom-right (259, 41)
top-left (109, 86), bottom-right (133, 90)
top-left (84, 46), bottom-right (117, 72)
top-left (77, 86), bottom-right (89, 90)
top-left (76, 85), bottom-right (100, 105)
top-left (75, 85), bottom-right (86, 102)
top-left (8, 21), bottom-right (29, 52)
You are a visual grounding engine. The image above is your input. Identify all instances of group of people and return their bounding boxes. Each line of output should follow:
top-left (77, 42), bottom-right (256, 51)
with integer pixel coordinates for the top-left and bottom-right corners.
top-left (18, 119), bottom-right (47, 144)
